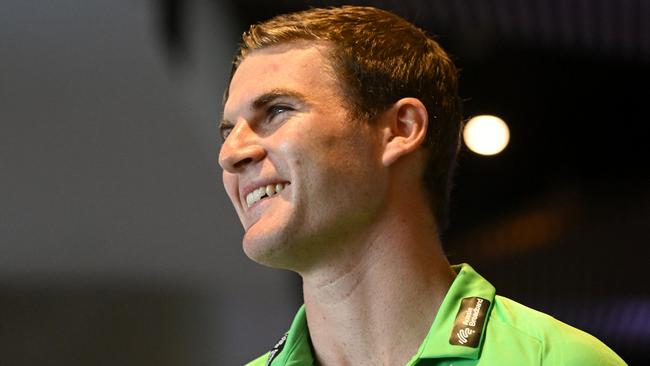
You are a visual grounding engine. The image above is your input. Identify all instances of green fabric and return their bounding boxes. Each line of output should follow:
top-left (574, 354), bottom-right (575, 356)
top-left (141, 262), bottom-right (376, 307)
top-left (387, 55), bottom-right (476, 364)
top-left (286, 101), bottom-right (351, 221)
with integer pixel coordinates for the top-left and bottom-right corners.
top-left (246, 264), bottom-right (626, 365)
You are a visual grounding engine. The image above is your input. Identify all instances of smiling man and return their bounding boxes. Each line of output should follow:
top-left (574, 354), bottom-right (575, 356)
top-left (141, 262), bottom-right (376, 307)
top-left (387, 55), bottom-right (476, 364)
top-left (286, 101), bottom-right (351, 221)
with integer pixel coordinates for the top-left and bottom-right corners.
top-left (218, 6), bottom-right (625, 366)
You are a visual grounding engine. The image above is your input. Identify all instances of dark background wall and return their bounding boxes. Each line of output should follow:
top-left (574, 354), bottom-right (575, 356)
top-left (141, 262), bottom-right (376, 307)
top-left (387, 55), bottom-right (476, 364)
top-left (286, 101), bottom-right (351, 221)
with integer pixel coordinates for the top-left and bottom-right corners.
top-left (1, 1), bottom-right (298, 365)
top-left (1, 0), bottom-right (648, 364)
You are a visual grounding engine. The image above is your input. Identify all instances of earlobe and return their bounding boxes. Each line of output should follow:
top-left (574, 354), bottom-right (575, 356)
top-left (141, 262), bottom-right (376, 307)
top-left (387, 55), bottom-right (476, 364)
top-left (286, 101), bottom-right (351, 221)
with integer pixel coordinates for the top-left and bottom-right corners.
top-left (381, 98), bottom-right (428, 167)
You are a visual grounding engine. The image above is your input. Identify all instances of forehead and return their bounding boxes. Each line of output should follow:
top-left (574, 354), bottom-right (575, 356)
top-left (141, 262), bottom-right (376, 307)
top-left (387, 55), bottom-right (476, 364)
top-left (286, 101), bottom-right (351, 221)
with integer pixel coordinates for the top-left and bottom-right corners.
top-left (225, 43), bottom-right (340, 115)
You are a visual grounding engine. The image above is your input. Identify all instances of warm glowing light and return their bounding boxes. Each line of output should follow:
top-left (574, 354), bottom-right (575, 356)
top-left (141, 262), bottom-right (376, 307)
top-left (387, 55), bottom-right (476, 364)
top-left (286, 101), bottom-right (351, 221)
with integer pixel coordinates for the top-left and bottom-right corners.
top-left (463, 115), bottom-right (510, 156)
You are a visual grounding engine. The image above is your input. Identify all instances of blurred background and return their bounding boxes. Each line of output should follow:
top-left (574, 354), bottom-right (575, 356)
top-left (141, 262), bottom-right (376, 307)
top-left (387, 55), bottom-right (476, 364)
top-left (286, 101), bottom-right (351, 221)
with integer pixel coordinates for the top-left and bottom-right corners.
top-left (1, 0), bottom-right (648, 365)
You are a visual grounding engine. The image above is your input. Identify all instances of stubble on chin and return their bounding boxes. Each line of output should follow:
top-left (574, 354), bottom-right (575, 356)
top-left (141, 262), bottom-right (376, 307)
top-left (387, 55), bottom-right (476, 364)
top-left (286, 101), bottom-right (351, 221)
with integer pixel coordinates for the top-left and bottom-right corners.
top-left (241, 224), bottom-right (301, 269)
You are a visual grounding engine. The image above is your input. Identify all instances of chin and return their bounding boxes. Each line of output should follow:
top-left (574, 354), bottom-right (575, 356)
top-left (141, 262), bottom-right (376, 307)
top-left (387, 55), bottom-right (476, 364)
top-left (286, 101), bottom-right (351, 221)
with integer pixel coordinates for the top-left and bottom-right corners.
top-left (240, 207), bottom-right (306, 269)
top-left (242, 232), bottom-right (295, 269)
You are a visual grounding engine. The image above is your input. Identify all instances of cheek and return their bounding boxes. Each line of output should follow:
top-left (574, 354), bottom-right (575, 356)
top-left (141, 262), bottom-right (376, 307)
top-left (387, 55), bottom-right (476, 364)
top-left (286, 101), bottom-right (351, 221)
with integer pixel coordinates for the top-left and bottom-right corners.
top-left (223, 171), bottom-right (247, 224)
top-left (276, 117), bottom-right (379, 179)
top-left (222, 172), bottom-right (239, 203)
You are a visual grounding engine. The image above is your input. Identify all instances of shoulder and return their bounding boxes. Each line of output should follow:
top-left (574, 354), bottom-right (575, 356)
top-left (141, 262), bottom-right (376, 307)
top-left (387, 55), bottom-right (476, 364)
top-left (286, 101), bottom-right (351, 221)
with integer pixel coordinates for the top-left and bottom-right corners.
top-left (487, 295), bottom-right (626, 365)
top-left (244, 352), bottom-right (269, 366)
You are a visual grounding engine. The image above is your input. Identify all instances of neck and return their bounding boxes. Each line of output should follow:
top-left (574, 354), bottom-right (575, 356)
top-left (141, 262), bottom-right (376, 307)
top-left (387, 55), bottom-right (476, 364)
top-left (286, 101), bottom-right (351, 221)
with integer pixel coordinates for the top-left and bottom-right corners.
top-left (298, 192), bottom-right (455, 366)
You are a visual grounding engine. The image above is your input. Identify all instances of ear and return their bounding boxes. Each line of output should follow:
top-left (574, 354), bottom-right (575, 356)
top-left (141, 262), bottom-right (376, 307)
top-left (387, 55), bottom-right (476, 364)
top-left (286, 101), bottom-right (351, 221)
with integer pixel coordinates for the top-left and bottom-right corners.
top-left (381, 98), bottom-right (428, 167)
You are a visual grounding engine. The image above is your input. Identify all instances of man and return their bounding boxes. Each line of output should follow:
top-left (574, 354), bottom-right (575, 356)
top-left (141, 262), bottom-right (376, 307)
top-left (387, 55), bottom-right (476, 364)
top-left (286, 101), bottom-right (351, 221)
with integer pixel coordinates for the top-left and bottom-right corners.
top-left (218, 6), bottom-right (626, 366)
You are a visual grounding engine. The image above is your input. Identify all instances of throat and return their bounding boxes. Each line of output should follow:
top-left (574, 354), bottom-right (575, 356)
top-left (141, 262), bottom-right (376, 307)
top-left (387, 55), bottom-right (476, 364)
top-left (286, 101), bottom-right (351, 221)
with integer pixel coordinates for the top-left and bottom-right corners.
top-left (301, 238), bottom-right (454, 366)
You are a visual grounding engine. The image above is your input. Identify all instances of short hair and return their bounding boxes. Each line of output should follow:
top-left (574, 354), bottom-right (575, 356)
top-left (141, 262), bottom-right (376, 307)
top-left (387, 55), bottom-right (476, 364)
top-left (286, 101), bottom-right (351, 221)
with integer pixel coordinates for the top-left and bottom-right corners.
top-left (225, 6), bottom-right (463, 230)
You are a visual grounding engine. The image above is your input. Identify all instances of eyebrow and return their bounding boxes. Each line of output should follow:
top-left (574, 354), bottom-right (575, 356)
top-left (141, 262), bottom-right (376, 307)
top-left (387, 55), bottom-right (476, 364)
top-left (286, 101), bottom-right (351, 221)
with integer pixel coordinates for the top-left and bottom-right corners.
top-left (219, 89), bottom-right (308, 138)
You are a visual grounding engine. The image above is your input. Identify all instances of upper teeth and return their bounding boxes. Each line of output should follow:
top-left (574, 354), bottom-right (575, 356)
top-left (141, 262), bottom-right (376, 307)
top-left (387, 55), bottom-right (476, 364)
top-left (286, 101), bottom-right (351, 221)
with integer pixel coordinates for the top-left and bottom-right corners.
top-left (246, 183), bottom-right (287, 208)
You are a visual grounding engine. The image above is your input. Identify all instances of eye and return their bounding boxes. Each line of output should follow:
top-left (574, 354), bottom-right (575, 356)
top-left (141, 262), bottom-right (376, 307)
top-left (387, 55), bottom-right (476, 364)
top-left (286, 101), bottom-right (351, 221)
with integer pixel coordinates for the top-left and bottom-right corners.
top-left (220, 124), bottom-right (233, 141)
top-left (267, 104), bottom-right (294, 120)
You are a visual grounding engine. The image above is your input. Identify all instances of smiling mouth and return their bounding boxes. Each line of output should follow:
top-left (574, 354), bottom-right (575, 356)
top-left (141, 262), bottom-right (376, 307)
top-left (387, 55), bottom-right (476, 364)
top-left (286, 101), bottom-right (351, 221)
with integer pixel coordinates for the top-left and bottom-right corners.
top-left (245, 183), bottom-right (290, 208)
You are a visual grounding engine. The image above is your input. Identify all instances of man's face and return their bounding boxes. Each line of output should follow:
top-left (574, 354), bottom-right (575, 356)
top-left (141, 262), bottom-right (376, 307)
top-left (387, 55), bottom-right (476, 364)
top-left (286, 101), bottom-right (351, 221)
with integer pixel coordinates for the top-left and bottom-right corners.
top-left (219, 43), bottom-right (387, 269)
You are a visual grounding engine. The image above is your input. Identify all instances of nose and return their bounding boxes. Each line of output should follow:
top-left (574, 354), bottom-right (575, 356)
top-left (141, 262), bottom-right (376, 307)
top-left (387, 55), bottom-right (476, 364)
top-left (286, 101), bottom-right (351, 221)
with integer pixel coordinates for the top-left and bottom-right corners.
top-left (218, 121), bottom-right (266, 173)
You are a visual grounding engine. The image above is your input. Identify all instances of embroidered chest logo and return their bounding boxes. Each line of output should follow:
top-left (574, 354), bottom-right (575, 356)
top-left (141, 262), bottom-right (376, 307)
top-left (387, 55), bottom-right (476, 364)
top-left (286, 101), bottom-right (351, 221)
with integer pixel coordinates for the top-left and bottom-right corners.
top-left (449, 297), bottom-right (490, 348)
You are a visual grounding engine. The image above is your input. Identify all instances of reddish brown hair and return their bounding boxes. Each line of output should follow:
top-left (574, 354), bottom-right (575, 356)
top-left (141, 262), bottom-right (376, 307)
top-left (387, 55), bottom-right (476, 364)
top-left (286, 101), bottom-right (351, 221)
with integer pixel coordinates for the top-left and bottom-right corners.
top-left (225, 6), bottom-right (463, 230)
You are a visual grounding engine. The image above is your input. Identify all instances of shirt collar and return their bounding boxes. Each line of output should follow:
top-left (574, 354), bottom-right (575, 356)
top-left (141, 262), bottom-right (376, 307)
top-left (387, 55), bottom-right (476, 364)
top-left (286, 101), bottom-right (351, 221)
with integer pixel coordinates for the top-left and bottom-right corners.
top-left (268, 304), bottom-right (313, 366)
top-left (414, 263), bottom-right (496, 361)
top-left (270, 263), bottom-right (495, 365)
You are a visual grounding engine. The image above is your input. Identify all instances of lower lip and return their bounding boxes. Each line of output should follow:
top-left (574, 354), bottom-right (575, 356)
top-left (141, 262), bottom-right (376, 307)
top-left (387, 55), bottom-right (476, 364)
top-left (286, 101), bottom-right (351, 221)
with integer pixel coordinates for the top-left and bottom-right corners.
top-left (247, 195), bottom-right (273, 211)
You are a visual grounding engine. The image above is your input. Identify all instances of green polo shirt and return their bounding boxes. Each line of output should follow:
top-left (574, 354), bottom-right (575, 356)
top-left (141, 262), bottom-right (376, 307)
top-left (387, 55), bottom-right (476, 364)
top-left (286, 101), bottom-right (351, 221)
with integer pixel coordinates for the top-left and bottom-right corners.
top-left (246, 264), bottom-right (626, 365)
